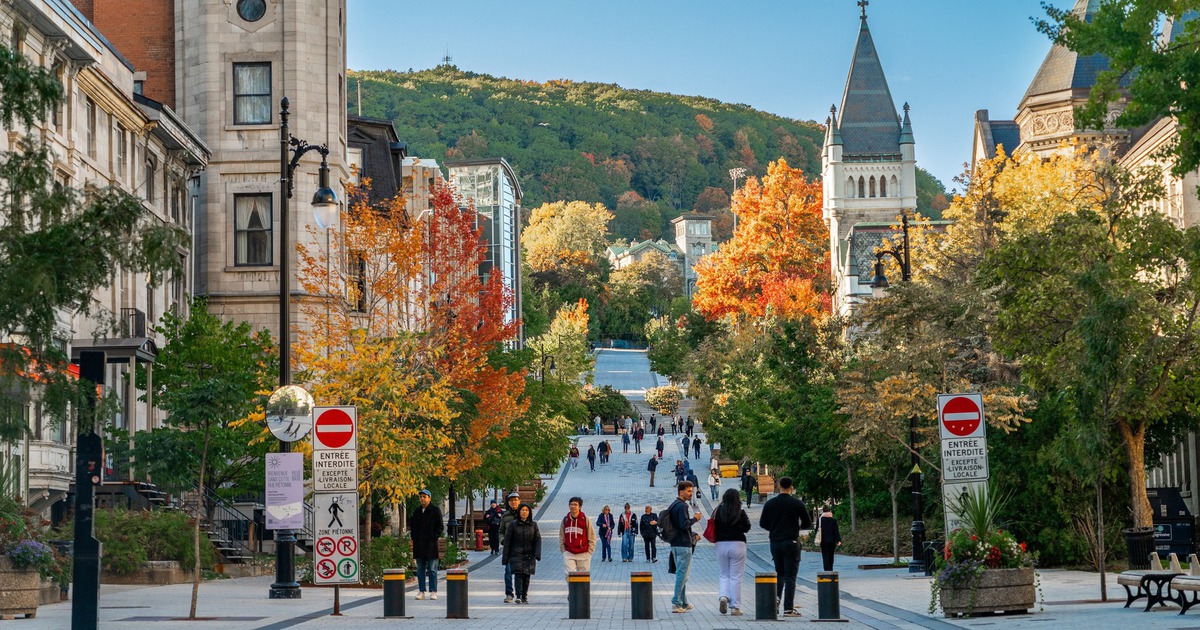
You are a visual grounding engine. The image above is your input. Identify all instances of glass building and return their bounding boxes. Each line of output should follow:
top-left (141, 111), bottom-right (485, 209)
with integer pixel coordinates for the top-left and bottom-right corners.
top-left (446, 158), bottom-right (523, 339)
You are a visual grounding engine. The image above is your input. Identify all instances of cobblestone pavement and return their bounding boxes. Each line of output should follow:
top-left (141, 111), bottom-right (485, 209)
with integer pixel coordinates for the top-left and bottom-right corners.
top-left (29, 350), bottom-right (1196, 628)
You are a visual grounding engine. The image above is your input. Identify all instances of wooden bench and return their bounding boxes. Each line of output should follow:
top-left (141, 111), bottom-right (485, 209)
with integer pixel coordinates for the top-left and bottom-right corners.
top-left (1171, 554), bottom-right (1200, 614)
top-left (1118, 552), bottom-right (1182, 611)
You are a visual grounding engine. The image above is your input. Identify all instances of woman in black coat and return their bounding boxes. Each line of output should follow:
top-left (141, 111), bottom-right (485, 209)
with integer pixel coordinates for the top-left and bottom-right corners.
top-left (815, 505), bottom-right (842, 572)
top-left (501, 503), bottom-right (541, 604)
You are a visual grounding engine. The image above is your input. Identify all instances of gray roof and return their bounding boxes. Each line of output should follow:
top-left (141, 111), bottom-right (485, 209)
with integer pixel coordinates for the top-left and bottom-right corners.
top-left (837, 16), bottom-right (902, 157)
top-left (1021, 0), bottom-right (1111, 104)
top-left (990, 121), bottom-right (1021, 155)
top-left (1161, 10), bottom-right (1199, 46)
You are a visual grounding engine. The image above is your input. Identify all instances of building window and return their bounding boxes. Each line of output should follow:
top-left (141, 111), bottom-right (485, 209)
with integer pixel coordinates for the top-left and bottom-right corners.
top-left (879, 175), bottom-right (887, 197)
top-left (234, 194), bottom-right (272, 266)
top-left (869, 176), bottom-right (876, 198)
top-left (86, 98), bottom-right (96, 159)
top-left (348, 147), bottom-right (363, 184)
top-left (347, 252), bottom-right (367, 312)
top-left (10, 22), bottom-right (26, 54)
top-left (237, 0), bottom-right (266, 22)
top-left (115, 126), bottom-right (127, 182)
top-left (857, 176), bottom-right (865, 198)
top-left (144, 154), bottom-right (157, 202)
top-left (233, 62), bottom-right (271, 125)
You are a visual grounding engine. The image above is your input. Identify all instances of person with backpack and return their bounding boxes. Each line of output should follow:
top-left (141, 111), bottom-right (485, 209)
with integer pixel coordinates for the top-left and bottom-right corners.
top-left (640, 505), bottom-right (659, 562)
top-left (681, 435), bottom-right (691, 459)
top-left (618, 502), bottom-right (639, 562)
top-left (713, 488), bottom-right (752, 616)
top-left (569, 444), bottom-right (579, 469)
top-left (559, 496), bottom-right (596, 572)
top-left (622, 430), bottom-right (631, 453)
top-left (759, 476), bottom-right (813, 616)
top-left (502, 502), bottom-right (541, 605)
top-left (598, 440), bottom-right (609, 464)
top-left (485, 499), bottom-right (503, 555)
top-left (597, 505), bottom-right (616, 562)
top-left (647, 454), bottom-right (659, 487)
top-left (586, 445), bottom-right (597, 471)
top-left (665, 481), bottom-right (702, 613)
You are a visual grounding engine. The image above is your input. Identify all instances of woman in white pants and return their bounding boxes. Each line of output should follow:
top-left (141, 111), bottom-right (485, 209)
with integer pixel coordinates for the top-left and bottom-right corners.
top-left (712, 488), bottom-right (751, 615)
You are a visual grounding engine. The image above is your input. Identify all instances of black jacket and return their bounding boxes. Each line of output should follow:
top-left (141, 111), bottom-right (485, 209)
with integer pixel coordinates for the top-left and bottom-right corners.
top-left (647, 457), bottom-right (659, 472)
top-left (618, 511), bottom-right (639, 536)
top-left (639, 513), bottom-right (658, 539)
top-left (502, 514), bottom-right (542, 575)
top-left (498, 500), bottom-right (521, 542)
top-left (667, 499), bottom-right (697, 547)
top-left (409, 504), bottom-right (444, 560)
top-left (759, 493), bottom-right (813, 543)
top-left (816, 514), bottom-right (842, 546)
top-left (713, 505), bottom-right (752, 542)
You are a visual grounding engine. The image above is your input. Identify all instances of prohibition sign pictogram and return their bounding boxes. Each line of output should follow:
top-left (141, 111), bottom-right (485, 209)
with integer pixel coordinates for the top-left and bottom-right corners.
top-left (314, 408), bottom-right (355, 449)
top-left (940, 395), bottom-right (982, 437)
top-left (316, 559), bottom-right (337, 580)
top-left (316, 536), bottom-right (336, 557)
top-left (337, 535), bottom-right (357, 556)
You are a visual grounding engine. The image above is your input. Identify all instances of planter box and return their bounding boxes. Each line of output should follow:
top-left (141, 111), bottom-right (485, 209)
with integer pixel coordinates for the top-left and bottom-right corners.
top-left (940, 567), bottom-right (1035, 617)
top-left (39, 579), bottom-right (61, 605)
top-left (102, 560), bottom-right (189, 585)
top-left (0, 557), bottom-right (40, 619)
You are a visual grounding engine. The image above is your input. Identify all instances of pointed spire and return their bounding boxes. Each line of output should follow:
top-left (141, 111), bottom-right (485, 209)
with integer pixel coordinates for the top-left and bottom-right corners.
top-left (829, 105), bottom-right (843, 146)
top-left (1021, 0), bottom-right (1112, 106)
top-left (899, 102), bottom-right (914, 145)
top-left (837, 7), bottom-right (901, 156)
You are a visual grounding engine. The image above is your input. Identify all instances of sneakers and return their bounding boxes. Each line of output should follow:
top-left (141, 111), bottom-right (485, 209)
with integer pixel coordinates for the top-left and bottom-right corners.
top-left (730, 608), bottom-right (744, 616)
top-left (415, 592), bottom-right (426, 600)
top-left (784, 609), bottom-right (802, 617)
top-left (672, 606), bottom-right (689, 613)
top-left (719, 596), bottom-right (729, 614)
top-left (430, 592), bottom-right (438, 600)
top-left (504, 596), bottom-right (514, 603)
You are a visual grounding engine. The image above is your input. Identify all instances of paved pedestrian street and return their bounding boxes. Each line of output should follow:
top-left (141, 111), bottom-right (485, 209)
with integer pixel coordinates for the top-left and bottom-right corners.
top-left (26, 351), bottom-right (1200, 628)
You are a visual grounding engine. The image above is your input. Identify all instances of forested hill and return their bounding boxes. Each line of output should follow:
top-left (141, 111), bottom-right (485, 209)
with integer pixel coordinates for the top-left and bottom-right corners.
top-left (349, 66), bottom-right (946, 241)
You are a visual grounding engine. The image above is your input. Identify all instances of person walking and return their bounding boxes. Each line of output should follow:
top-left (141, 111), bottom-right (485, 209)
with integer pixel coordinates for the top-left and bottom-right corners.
top-left (649, 414), bottom-right (657, 433)
top-left (693, 435), bottom-right (702, 459)
top-left (597, 505), bottom-right (616, 562)
top-left (759, 476), bottom-right (813, 616)
top-left (604, 439), bottom-right (613, 462)
top-left (667, 481), bottom-right (702, 613)
top-left (681, 435), bottom-right (691, 459)
top-left (673, 460), bottom-right (686, 484)
top-left (409, 489), bottom-right (443, 601)
top-left (499, 491), bottom-right (522, 602)
top-left (586, 445), bottom-right (597, 471)
top-left (594, 415), bottom-right (603, 436)
top-left (639, 505), bottom-right (659, 562)
top-left (559, 496), bottom-right (596, 572)
top-left (671, 416), bottom-right (678, 435)
top-left (647, 454), bottom-right (659, 487)
top-left (618, 503), bottom-right (638, 562)
top-left (657, 424), bottom-right (665, 437)
top-left (622, 430), bottom-right (631, 453)
top-left (686, 416), bottom-right (695, 437)
top-left (598, 440), bottom-right (609, 464)
top-left (634, 426), bottom-right (643, 453)
top-left (686, 468), bottom-right (700, 508)
top-left (713, 488), bottom-right (751, 616)
top-left (656, 436), bottom-right (665, 459)
top-left (502, 503), bottom-right (541, 605)
top-left (741, 467), bottom-right (757, 506)
top-left (707, 468), bottom-right (721, 501)
top-left (485, 499), bottom-right (503, 555)
top-left (816, 506), bottom-right (842, 572)
top-left (569, 443), bottom-right (579, 470)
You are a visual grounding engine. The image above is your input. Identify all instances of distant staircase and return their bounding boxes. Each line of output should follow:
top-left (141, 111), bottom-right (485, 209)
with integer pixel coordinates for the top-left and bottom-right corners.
top-left (177, 487), bottom-right (257, 564)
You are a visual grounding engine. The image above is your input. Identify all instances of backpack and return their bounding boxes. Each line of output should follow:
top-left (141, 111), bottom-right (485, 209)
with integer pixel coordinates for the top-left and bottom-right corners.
top-left (657, 500), bottom-right (680, 543)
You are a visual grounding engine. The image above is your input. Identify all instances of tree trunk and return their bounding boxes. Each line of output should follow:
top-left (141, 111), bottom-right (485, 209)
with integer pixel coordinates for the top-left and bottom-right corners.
top-left (1119, 421), bottom-right (1152, 528)
top-left (845, 463), bottom-right (858, 532)
top-left (1096, 478), bottom-right (1107, 601)
top-left (190, 426), bottom-right (211, 620)
top-left (391, 501), bottom-right (400, 537)
top-left (364, 492), bottom-right (373, 548)
top-left (889, 478), bottom-right (900, 564)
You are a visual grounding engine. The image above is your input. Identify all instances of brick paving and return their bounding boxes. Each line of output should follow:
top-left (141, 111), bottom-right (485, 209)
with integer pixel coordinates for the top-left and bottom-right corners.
top-left (30, 350), bottom-right (1182, 629)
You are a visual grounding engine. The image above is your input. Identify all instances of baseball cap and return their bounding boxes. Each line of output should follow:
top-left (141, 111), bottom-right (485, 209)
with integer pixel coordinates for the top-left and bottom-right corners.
top-left (418, 489), bottom-right (431, 497)
top-left (507, 491), bottom-right (520, 500)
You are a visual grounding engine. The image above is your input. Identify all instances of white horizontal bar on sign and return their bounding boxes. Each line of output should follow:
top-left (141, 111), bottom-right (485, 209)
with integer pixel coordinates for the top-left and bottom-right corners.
top-left (943, 412), bottom-right (979, 421)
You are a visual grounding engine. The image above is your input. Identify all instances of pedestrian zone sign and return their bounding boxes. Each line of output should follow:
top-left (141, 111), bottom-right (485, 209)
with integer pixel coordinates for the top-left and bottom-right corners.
top-left (314, 492), bottom-right (360, 585)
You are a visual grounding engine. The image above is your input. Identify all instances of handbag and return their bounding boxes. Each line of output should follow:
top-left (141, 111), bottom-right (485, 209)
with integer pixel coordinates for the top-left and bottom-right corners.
top-left (702, 510), bottom-right (717, 544)
top-left (814, 517), bottom-right (823, 545)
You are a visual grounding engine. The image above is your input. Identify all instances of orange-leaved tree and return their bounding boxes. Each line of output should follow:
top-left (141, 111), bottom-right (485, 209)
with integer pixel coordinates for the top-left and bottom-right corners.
top-left (692, 159), bottom-right (829, 321)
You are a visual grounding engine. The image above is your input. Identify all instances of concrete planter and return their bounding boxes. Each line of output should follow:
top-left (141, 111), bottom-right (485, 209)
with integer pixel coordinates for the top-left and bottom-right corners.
top-left (940, 567), bottom-right (1035, 617)
top-left (102, 560), bottom-right (189, 585)
top-left (38, 579), bottom-right (61, 605)
top-left (0, 557), bottom-right (41, 619)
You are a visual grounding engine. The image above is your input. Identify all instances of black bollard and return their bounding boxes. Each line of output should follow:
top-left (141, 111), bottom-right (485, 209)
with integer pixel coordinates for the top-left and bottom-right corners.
top-left (568, 571), bottom-right (591, 619)
top-left (814, 572), bottom-right (848, 622)
top-left (446, 569), bottom-right (469, 619)
top-left (383, 569), bottom-right (409, 618)
top-left (630, 571), bottom-right (653, 619)
top-left (755, 572), bottom-right (778, 620)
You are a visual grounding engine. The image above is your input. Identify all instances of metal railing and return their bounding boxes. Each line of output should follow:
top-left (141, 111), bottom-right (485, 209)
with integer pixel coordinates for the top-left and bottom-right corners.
top-left (178, 487), bottom-right (257, 564)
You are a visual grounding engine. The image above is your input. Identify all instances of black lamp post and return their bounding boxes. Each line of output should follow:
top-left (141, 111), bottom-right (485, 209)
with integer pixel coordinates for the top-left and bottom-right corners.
top-left (537, 345), bottom-right (557, 390)
top-left (868, 210), bottom-right (925, 574)
top-left (270, 97), bottom-right (338, 600)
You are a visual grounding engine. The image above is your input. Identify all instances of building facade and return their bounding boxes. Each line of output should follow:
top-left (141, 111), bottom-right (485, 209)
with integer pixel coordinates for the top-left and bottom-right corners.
top-left (606, 239), bottom-right (684, 272)
top-left (446, 159), bottom-right (523, 331)
top-left (822, 7), bottom-right (917, 319)
top-left (1, 0), bottom-right (207, 518)
top-left (671, 214), bottom-right (713, 298)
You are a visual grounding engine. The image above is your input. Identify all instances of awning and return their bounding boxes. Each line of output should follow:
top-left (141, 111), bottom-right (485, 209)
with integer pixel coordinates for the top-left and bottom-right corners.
top-left (70, 337), bottom-right (158, 364)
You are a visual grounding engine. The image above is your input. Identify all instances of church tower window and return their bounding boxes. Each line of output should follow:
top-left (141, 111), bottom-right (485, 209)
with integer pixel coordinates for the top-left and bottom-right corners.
top-left (869, 176), bottom-right (876, 198)
top-left (847, 177), bottom-right (856, 198)
top-left (890, 175), bottom-right (898, 197)
top-left (858, 176), bottom-right (865, 198)
top-left (879, 176), bottom-right (886, 197)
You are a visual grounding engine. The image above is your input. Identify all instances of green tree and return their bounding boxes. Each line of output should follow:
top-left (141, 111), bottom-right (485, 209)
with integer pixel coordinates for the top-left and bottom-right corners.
top-left (145, 298), bottom-right (275, 618)
top-left (0, 43), bottom-right (186, 444)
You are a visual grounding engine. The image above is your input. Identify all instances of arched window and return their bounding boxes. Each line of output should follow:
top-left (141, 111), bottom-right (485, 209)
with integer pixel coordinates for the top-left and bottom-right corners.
top-left (858, 176), bottom-right (865, 198)
top-left (890, 175), bottom-right (898, 196)
top-left (869, 176), bottom-right (876, 198)
top-left (879, 176), bottom-right (887, 197)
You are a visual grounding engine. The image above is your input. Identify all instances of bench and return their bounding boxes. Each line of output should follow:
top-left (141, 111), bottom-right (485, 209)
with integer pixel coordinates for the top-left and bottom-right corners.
top-left (1117, 552), bottom-right (1182, 611)
top-left (1171, 554), bottom-right (1200, 614)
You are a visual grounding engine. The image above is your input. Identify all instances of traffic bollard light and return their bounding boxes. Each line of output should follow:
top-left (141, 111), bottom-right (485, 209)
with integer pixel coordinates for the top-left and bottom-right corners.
top-left (755, 572), bottom-right (778, 620)
top-left (446, 569), bottom-right (468, 619)
top-left (630, 571), bottom-right (653, 619)
top-left (383, 569), bottom-right (409, 618)
top-left (814, 571), bottom-right (848, 622)
top-left (567, 571), bottom-right (590, 619)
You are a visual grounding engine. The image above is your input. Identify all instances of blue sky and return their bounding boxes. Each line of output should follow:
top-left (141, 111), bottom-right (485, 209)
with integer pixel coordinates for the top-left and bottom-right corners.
top-left (347, 0), bottom-right (1079, 191)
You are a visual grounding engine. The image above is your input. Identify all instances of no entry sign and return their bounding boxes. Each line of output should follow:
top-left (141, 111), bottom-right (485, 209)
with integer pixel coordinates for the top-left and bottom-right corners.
top-left (938, 393), bottom-right (990, 533)
top-left (938, 394), bottom-right (984, 439)
top-left (313, 407), bottom-right (357, 451)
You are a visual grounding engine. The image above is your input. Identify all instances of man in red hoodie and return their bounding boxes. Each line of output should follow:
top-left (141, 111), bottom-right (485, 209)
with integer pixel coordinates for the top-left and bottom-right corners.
top-left (559, 496), bottom-right (597, 572)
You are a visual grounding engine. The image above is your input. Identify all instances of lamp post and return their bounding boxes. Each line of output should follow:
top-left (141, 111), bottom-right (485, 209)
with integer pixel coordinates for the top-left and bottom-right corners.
top-left (868, 210), bottom-right (925, 574)
top-left (537, 345), bottom-right (557, 390)
top-left (270, 97), bottom-right (338, 600)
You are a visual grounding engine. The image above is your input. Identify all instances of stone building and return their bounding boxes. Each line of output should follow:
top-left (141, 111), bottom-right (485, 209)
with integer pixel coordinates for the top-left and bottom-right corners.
top-left (671, 213), bottom-right (713, 298)
top-left (822, 5), bottom-right (917, 318)
top-left (606, 239), bottom-right (684, 272)
top-left (0, 0), bottom-right (208, 519)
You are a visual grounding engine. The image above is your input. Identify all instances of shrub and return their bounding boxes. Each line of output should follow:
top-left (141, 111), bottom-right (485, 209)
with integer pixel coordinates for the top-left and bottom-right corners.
top-left (359, 535), bottom-right (413, 586)
top-left (91, 508), bottom-right (219, 575)
top-left (645, 385), bottom-right (682, 415)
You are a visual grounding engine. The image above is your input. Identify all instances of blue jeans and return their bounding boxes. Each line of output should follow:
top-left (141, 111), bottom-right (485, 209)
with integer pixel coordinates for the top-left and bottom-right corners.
top-left (710, 484), bottom-right (719, 500)
top-left (621, 531), bottom-right (636, 560)
top-left (601, 536), bottom-right (612, 560)
top-left (504, 561), bottom-right (513, 597)
top-left (416, 558), bottom-right (438, 593)
top-left (671, 545), bottom-right (693, 607)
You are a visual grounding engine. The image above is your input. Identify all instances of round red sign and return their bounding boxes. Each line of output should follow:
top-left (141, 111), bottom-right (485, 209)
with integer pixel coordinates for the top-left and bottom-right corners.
top-left (941, 396), bottom-right (981, 437)
top-left (315, 408), bottom-right (355, 449)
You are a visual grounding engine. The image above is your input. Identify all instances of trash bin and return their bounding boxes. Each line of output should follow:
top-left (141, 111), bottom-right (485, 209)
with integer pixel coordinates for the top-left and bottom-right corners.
top-left (1125, 526), bottom-right (1157, 570)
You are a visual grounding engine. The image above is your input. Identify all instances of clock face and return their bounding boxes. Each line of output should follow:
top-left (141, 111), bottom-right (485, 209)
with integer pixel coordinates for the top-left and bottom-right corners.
top-left (237, 0), bottom-right (266, 22)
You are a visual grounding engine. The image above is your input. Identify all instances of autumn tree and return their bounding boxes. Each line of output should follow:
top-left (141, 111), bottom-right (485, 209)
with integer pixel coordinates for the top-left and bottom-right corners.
top-left (692, 159), bottom-right (829, 321)
top-left (523, 200), bottom-right (613, 284)
top-left (610, 191), bottom-right (664, 242)
top-left (600, 251), bottom-right (684, 342)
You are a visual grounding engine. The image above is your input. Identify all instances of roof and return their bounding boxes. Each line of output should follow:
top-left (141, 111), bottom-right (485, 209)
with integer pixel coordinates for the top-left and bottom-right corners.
top-left (444, 157), bottom-right (524, 201)
top-left (1021, 0), bottom-right (1114, 105)
top-left (669, 213), bottom-right (714, 224)
top-left (1162, 10), bottom-right (1200, 46)
top-left (71, 337), bottom-right (157, 364)
top-left (134, 94), bottom-right (211, 166)
top-left (974, 109), bottom-right (1021, 160)
top-left (836, 14), bottom-right (902, 157)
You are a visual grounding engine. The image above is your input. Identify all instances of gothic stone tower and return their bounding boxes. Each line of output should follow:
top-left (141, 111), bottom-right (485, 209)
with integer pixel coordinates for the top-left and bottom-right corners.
top-left (822, 3), bottom-right (916, 318)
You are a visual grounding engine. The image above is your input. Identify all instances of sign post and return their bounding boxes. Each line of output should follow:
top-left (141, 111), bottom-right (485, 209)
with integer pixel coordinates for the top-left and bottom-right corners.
top-left (312, 407), bottom-right (360, 588)
top-left (937, 393), bottom-right (989, 535)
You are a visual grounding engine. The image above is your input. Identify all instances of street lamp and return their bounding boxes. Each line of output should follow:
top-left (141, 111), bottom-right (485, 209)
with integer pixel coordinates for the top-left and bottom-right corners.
top-left (867, 210), bottom-right (925, 574)
top-left (270, 97), bottom-right (338, 600)
top-left (536, 345), bottom-right (557, 390)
